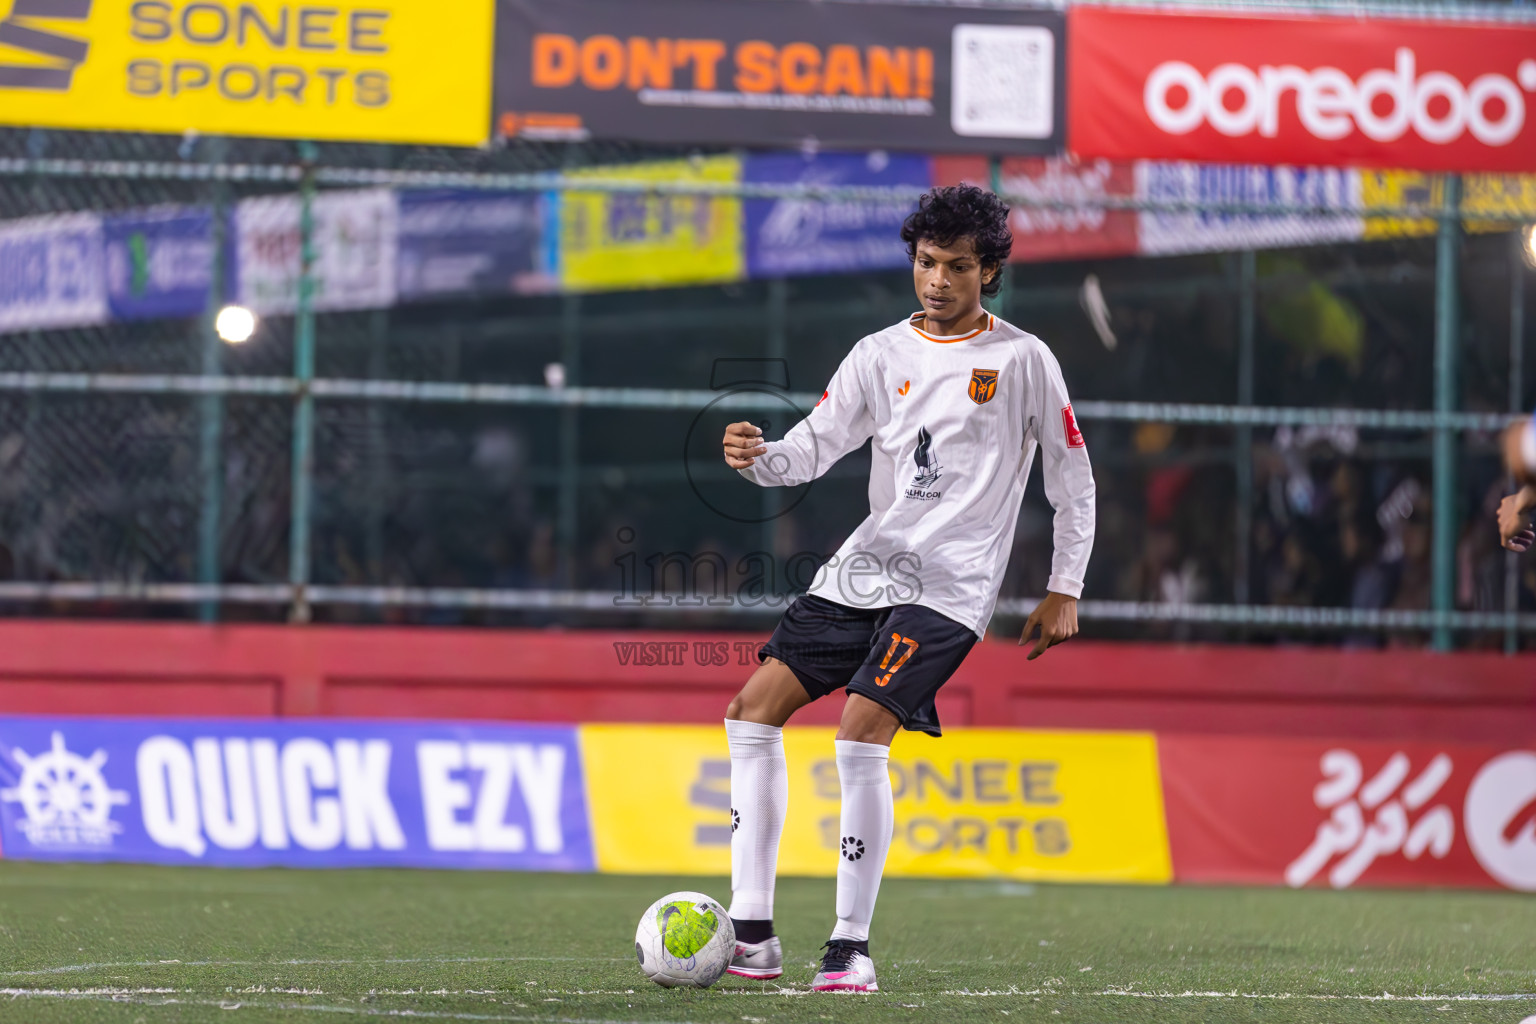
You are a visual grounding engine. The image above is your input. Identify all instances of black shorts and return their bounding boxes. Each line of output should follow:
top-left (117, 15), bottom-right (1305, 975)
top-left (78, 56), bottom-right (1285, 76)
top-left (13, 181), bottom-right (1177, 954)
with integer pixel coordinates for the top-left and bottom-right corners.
top-left (759, 594), bottom-right (977, 737)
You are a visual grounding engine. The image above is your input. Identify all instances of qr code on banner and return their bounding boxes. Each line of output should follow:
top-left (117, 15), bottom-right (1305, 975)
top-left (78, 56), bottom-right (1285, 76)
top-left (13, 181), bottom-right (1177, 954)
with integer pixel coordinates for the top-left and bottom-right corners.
top-left (950, 24), bottom-right (1054, 139)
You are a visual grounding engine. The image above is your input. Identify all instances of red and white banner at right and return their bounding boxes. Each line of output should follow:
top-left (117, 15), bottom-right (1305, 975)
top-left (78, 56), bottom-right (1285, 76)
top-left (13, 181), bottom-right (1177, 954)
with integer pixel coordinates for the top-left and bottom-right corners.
top-left (1068, 8), bottom-right (1536, 173)
top-left (1160, 736), bottom-right (1536, 891)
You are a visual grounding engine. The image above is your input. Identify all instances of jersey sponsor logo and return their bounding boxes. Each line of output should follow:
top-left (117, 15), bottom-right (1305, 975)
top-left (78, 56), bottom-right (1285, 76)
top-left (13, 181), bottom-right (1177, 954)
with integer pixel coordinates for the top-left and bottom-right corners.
top-left (897, 379), bottom-right (910, 397)
top-left (1062, 404), bottom-right (1085, 448)
top-left (905, 425), bottom-right (942, 500)
top-left (968, 368), bottom-right (999, 405)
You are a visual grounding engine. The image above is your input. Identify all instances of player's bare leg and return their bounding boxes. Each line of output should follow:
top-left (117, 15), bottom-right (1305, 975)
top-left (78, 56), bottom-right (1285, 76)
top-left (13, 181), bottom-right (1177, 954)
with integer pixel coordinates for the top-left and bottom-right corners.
top-left (725, 657), bottom-right (813, 728)
top-left (813, 694), bottom-right (898, 993)
top-left (835, 693), bottom-right (901, 744)
top-left (723, 658), bottom-right (811, 979)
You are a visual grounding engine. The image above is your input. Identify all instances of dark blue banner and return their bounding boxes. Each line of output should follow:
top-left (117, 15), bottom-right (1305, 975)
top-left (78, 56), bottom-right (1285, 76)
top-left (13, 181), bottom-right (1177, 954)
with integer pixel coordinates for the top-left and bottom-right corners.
top-left (0, 717), bottom-right (592, 871)
top-left (397, 190), bottom-right (552, 300)
top-left (104, 208), bottom-right (215, 321)
top-left (744, 151), bottom-right (930, 278)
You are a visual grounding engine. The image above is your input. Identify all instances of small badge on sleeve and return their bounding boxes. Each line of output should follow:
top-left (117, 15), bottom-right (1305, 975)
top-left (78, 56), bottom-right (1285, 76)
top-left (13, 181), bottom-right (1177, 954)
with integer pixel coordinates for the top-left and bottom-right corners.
top-left (1062, 404), bottom-right (1086, 448)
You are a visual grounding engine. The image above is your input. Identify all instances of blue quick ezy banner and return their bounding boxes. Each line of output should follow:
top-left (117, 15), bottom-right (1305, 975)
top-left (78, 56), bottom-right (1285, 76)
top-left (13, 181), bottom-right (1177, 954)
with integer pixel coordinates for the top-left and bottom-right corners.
top-left (0, 718), bottom-right (592, 871)
top-left (0, 213), bottom-right (108, 333)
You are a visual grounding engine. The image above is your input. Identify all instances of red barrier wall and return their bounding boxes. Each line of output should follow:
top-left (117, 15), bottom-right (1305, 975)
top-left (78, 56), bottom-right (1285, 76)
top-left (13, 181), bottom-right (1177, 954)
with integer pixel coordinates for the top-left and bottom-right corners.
top-left (0, 621), bottom-right (1530, 741)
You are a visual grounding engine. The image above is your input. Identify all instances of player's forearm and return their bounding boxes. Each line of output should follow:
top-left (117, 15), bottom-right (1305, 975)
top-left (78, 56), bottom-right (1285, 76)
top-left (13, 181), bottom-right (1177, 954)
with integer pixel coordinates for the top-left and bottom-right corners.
top-left (737, 439), bottom-right (814, 487)
top-left (737, 463), bottom-right (793, 487)
top-left (1041, 451), bottom-right (1096, 599)
top-left (1047, 538), bottom-right (1090, 599)
top-left (1046, 495), bottom-right (1095, 599)
top-left (1516, 483), bottom-right (1536, 514)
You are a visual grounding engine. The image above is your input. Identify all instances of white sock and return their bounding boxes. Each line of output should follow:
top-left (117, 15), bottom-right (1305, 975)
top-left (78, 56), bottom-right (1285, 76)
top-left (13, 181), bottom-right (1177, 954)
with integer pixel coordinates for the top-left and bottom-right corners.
top-left (829, 739), bottom-right (894, 943)
top-left (725, 719), bottom-right (787, 923)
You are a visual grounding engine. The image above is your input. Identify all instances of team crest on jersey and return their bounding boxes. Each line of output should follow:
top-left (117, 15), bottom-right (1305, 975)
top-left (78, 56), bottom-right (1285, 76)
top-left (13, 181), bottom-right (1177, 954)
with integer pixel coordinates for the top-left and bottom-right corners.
top-left (968, 368), bottom-right (999, 405)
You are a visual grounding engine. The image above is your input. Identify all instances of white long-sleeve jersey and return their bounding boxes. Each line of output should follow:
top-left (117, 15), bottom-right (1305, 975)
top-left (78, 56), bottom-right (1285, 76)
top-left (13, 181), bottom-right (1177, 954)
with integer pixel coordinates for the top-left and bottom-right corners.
top-left (740, 312), bottom-right (1096, 638)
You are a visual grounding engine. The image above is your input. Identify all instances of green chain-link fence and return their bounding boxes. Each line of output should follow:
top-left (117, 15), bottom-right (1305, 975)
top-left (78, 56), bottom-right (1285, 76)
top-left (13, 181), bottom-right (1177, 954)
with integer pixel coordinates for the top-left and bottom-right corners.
top-left (0, 127), bottom-right (1530, 648)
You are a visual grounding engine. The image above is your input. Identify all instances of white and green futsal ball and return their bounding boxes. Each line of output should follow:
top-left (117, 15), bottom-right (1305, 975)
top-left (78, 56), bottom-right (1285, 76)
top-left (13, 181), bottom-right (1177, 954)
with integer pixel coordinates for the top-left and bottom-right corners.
top-left (634, 891), bottom-right (735, 988)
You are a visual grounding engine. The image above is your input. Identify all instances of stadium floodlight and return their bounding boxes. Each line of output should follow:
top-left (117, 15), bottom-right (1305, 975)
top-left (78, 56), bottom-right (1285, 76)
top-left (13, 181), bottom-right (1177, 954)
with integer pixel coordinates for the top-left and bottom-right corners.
top-left (215, 305), bottom-right (257, 344)
top-left (1524, 225), bottom-right (1536, 270)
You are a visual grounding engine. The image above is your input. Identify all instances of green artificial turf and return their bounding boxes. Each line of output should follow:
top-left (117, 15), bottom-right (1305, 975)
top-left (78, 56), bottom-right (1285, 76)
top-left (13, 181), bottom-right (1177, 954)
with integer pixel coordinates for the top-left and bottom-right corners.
top-left (0, 862), bottom-right (1532, 1022)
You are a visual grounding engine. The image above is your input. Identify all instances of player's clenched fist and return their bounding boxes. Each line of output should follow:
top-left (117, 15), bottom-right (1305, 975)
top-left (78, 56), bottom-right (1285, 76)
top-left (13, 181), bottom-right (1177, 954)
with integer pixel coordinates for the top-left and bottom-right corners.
top-left (723, 421), bottom-right (767, 469)
top-left (1498, 488), bottom-right (1536, 552)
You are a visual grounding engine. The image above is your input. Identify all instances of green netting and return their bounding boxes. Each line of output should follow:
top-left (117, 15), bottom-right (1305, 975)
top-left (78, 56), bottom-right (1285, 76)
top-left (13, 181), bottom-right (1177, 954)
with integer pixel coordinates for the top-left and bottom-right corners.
top-left (0, 127), bottom-right (1529, 646)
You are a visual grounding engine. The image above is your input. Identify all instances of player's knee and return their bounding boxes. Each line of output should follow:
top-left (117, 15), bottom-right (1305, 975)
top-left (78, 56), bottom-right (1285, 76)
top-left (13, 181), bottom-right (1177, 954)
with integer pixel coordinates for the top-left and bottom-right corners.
top-left (726, 688), bottom-right (778, 725)
top-left (836, 698), bottom-right (899, 744)
top-left (835, 721), bottom-right (894, 744)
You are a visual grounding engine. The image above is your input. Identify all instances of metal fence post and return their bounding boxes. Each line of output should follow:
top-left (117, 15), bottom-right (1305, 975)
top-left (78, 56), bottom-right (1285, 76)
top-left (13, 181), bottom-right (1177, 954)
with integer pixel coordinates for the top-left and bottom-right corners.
top-left (557, 293), bottom-right (581, 587)
top-left (365, 309), bottom-right (388, 586)
top-left (1431, 174), bottom-right (1463, 651)
top-left (988, 156), bottom-right (1011, 320)
top-left (1234, 249), bottom-right (1256, 606)
top-left (196, 175), bottom-right (228, 623)
top-left (1508, 228), bottom-right (1527, 655)
top-left (288, 144), bottom-right (319, 623)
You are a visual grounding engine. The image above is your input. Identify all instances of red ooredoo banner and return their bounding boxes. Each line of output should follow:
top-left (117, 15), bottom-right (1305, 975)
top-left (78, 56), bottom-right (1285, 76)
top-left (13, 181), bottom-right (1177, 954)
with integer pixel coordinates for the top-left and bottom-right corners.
top-left (1068, 8), bottom-right (1536, 173)
top-left (1161, 736), bottom-right (1536, 891)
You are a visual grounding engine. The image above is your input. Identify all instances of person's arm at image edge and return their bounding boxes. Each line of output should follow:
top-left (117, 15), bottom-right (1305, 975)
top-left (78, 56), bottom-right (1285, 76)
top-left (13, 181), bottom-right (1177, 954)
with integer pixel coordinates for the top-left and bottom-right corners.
top-left (1021, 346), bottom-right (1096, 660)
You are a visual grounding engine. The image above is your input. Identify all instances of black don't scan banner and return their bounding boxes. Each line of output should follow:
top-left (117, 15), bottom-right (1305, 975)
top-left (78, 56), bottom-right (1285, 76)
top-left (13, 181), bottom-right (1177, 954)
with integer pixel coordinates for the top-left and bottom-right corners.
top-left (494, 0), bottom-right (1065, 154)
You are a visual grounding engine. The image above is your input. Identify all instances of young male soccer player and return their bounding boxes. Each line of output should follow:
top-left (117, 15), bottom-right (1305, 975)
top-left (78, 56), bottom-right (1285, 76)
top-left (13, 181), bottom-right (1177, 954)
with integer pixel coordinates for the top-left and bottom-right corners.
top-left (718, 184), bottom-right (1096, 992)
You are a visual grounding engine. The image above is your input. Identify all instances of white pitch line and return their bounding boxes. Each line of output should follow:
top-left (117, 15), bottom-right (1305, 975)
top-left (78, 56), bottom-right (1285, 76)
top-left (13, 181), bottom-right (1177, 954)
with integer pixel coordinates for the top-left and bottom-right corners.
top-left (227, 986), bottom-right (328, 995)
top-left (0, 990), bottom-right (691, 1023)
top-left (1, 988), bottom-right (183, 996)
top-left (0, 955), bottom-right (625, 976)
top-left (941, 988), bottom-right (1536, 1002)
top-left (11, 982), bottom-right (1534, 1006)
top-left (363, 990), bottom-right (504, 996)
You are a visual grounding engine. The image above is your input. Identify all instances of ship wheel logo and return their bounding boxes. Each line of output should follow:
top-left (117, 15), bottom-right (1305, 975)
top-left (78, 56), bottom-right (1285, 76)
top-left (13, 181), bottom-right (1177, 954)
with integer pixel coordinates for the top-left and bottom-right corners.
top-left (1, 732), bottom-right (129, 847)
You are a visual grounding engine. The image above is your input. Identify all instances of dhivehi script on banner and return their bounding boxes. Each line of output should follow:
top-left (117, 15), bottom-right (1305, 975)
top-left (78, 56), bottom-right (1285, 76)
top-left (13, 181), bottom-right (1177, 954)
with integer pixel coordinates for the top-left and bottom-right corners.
top-left (232, 189), bottom-right (398, 314)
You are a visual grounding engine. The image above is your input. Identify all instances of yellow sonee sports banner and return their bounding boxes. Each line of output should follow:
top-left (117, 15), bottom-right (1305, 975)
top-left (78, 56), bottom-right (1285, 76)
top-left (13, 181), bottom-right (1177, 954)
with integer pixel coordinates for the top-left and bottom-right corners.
top-left (558, 156), bottom-right (744, 292)
top-left (580, 725), bottom-right (1172, 884)
top-left (0, 0), bottom-right (492, 145)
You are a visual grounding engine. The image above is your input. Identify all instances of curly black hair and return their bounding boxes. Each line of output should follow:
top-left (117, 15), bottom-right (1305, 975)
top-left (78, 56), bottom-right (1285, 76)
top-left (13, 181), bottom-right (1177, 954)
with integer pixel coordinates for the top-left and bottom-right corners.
top-left (900, 184), bottom-right (1013, 298)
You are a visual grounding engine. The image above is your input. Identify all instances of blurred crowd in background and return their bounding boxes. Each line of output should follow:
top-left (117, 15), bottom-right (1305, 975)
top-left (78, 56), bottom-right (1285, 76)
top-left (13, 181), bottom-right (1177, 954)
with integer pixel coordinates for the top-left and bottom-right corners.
top-left (0, 226), bottom-right (1529, 647)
